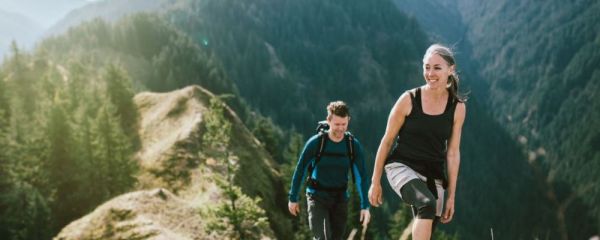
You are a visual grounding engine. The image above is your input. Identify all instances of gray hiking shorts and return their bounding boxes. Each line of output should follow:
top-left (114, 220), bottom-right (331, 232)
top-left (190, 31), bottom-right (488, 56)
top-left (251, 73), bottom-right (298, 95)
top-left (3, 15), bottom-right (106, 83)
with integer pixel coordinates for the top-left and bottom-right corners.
top-left (385, 162), bottom-right (445, 217)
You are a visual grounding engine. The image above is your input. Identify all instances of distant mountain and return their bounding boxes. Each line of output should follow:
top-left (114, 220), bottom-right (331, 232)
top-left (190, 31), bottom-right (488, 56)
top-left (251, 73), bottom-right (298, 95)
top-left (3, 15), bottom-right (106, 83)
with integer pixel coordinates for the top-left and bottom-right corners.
top-left (0, 0), bottom-right (88, 28)
top-left (40, 13), bottom-right (238, 99)
top-left (46, 0), bottom-right (428, 150)
top-left (0, 9), bottom-right (42, 58)
top-left (45, 0), bottom-right (173, 37)
top-left (393, 0), bottom-right (466, 44)
top-left (166, 0), bottom-right (429, 152)
top-left (0, 0), bottom-right (90, 59)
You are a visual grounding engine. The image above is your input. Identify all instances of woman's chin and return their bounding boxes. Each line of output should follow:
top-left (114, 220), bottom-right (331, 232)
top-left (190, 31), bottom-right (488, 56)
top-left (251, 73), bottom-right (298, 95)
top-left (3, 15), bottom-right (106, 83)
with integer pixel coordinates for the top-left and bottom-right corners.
top-left (425, 82), bottom-right (442, 89)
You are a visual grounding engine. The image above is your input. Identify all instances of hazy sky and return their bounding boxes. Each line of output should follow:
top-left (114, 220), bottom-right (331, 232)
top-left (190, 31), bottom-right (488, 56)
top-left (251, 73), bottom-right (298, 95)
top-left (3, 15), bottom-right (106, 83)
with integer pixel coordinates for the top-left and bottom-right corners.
top-left (0, 0), bottom-right (94, 28)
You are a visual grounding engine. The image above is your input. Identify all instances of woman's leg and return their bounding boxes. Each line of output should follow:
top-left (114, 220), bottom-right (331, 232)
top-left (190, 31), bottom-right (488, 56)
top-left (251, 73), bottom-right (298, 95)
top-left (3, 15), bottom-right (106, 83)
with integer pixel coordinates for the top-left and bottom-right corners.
top-left (401, 179), bottom-right (437, 240)
top-left (412, 218), bottom-right (433, 240)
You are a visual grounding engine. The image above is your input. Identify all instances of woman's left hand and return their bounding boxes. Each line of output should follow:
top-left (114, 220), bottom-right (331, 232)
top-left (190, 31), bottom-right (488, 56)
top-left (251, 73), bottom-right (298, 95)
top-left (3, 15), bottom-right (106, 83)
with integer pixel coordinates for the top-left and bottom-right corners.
top-left (440, 198), bottom-right (455, 223)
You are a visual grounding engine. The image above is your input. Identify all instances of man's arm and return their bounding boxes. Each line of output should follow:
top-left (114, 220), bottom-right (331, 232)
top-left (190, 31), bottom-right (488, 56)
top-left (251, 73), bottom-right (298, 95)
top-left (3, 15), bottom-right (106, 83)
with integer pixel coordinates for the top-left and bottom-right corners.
top-left (288, 135), bottom-right (317, 203)
top-left (352, 139), bottom-right (371, 210)
top-left (352, 139), bottom-right (371, 226)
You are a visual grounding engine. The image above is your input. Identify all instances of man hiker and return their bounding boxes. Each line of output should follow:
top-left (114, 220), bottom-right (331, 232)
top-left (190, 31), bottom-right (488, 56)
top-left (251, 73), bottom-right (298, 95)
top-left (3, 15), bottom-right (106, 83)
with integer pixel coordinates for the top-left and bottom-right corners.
top-left (288, 101), bottom-right (371, 240)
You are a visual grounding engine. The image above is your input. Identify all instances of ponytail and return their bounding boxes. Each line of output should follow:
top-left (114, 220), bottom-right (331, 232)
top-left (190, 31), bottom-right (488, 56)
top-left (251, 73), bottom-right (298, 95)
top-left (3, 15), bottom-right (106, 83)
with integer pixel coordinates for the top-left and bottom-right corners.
top-left (448, 72), bottom-right (464, 103)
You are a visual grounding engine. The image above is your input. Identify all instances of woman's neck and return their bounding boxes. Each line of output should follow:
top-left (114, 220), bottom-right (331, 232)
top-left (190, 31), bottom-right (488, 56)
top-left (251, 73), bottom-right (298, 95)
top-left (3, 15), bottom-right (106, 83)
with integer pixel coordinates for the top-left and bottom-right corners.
top-left (422, 85), bottom-right (448, 99)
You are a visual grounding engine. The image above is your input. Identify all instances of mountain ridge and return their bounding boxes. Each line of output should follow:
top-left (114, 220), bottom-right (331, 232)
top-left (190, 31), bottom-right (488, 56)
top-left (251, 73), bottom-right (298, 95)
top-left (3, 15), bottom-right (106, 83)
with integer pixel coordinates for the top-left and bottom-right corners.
top-left (55, 85), bottom-right (289, 239)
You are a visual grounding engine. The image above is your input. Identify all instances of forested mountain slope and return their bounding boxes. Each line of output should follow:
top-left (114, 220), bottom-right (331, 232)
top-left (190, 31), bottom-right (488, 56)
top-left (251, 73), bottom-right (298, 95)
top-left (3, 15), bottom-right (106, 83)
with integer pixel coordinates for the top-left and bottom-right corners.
top-left (394, 0), bottom-right (600, 238)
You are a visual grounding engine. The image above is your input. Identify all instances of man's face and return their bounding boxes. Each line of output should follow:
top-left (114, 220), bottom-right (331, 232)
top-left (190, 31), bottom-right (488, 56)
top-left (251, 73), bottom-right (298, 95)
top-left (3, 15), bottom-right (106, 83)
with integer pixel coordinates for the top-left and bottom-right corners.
top-left (327, 115), bottom-right (349, 138)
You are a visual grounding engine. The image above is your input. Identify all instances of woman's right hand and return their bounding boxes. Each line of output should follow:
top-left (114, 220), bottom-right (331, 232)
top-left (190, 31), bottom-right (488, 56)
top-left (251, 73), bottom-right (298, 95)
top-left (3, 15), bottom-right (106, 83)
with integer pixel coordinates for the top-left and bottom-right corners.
top-left (368, 183), bottom-right (383, 207)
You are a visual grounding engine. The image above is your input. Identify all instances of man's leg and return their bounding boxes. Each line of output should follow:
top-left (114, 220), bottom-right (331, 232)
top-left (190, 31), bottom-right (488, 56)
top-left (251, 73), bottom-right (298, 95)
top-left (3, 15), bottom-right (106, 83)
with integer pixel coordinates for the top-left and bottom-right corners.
top-left (308, 195), bottom-right (329, 240)
top-left (329, 198), bottom-right (349, 240)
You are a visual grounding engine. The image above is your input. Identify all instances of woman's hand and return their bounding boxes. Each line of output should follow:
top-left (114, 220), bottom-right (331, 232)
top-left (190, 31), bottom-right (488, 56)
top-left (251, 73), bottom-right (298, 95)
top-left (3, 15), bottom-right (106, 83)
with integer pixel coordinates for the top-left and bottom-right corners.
top-left (440, 197), bottom-right (455, 223)
top-left (368, 183), bottom-right (383, 207)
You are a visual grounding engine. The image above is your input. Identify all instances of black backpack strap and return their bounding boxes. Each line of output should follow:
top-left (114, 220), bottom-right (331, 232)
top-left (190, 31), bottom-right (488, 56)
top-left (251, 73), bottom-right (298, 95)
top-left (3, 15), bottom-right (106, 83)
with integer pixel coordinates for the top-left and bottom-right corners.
top-left (306, 132), bottom-right (327, 184)
top-left (345, 132), bottom-right (356, 184)
top-left (306, 132), bottom-right (356, 191)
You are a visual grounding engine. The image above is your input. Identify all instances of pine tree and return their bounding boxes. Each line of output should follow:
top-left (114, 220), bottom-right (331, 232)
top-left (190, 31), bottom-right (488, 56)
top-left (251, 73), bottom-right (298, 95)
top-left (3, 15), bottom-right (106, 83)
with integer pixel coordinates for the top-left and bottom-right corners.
top-left (90, 101), bottom-right (137, 199)
top-left (103, 65), bottom-right (139, 148)
top-left (7, 41), bottom-right (37, 117)
top-left (279, 131), bottom-right (312, 239)
top-left (1, 181), bottom-right (51, 240)
top-left (250, 115), bottom-right (284, 163)
top-left (0, 71), bottom-right (10, 123)
top-left (65, 61), bottom-right (89, 111)
top-left (43, 95), bottom-right (81, 230)
top-left (201, 96), bottom-right (271, 239)
top-left (73, 112), bottom-right (99, 211)
top-left (345, 186), bottom-right (364, 239)
top-left (388, 206), bottom-right (412, 240)
top-left (0, 117), bottom-right (52, 240)
top-left (0, 70), bottom-right (13, 238)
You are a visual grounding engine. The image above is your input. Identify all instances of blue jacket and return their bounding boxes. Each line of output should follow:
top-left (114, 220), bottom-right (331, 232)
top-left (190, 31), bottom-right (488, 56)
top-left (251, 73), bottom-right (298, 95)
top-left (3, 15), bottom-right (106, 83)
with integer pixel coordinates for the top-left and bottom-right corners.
top-left (288, 133), bottom-right (370, 209)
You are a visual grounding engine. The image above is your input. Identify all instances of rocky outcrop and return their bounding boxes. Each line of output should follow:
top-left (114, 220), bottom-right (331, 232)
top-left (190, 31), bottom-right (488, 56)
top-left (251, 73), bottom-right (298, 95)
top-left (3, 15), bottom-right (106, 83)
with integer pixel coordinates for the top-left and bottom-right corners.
top-left (54, 86), bottom-right (291, 240)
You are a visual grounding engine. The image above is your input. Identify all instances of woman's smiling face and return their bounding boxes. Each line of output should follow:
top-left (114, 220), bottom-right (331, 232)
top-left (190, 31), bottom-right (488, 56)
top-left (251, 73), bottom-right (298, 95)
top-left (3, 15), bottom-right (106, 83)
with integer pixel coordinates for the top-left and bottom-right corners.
top-left (423, 53), bottom-right (454, 89)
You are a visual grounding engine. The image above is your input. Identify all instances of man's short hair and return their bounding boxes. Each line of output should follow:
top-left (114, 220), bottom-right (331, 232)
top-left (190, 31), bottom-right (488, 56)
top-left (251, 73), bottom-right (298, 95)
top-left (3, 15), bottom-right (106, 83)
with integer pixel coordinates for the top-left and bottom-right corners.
top-left (327, 101), bottom-right (350, 119)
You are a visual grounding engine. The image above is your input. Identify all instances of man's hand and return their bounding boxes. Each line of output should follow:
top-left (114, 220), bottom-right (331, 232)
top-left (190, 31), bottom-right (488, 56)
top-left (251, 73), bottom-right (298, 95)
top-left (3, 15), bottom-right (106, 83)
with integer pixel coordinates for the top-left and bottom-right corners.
top-left (368, 183), bottom-right (383, 207)
top-left (359, 209), bottom-right (371, 227)
top-left (288, 201), bottom-right (300, 216)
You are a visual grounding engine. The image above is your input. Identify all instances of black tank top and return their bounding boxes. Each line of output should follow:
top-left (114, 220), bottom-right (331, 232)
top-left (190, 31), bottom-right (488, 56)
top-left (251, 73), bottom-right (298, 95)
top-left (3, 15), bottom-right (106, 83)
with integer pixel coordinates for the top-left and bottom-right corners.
top-left (387, 87), bottom-right (457, 190)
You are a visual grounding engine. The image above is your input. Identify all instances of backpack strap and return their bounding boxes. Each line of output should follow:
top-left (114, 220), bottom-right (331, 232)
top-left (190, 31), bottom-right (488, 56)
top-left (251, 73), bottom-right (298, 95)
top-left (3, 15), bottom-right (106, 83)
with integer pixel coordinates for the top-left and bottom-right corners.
top-left (345, 132), bottom-right (356, 184)
top-left (306, 132), bottom-right (327, 184)
top-left (306, 132), bottom-right (357, 190)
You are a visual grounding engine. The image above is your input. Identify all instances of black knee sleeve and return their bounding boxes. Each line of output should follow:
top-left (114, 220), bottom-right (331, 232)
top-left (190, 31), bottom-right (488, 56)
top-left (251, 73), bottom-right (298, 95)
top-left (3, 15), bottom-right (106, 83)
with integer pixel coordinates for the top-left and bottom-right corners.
top-left (401, 179), bottom-right (437, 219)
top-left (414, 196), bottom-right (436, 219)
